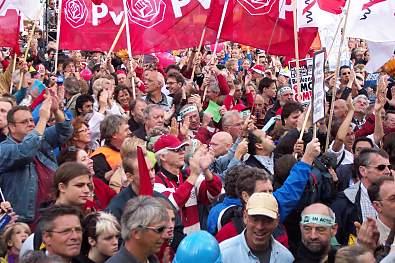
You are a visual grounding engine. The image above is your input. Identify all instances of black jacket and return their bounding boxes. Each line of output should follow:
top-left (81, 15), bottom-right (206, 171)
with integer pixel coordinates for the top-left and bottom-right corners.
top-left (330, 182), bottom-right (363, 245)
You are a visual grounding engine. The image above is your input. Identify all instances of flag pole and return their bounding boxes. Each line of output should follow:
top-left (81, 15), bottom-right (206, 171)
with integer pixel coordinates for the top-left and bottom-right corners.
top-left (190, 27), bottom-right (207, 81)
top-left (9, 54), bottom-right (17, 94)
top-left (292, 0), bottom-right (301, 101)
top-left (294, 103), bottom-right (311, 159)
top-left (122, 0), bottom-right (136, 99)
top-left (203, 0), bottom-right (229, 103)
top-left (54, 0), bottom-right (62, 74)
top-left (106, 18), bottom-right (127, 61)
top-left (18, 16), bottom-right (40, 91)
top-left (325, 0), bottom-right (352, 151)
top-left (327, 16), bottom-right (344, 59)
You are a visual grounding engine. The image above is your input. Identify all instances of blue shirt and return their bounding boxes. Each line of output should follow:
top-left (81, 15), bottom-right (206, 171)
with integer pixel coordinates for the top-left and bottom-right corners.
top-left (220, 230), bottom-right (294, 263)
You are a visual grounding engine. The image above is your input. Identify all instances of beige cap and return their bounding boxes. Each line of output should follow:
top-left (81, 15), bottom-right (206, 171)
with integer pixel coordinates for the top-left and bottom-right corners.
top-left (246, 193), bottom-right (278, 219)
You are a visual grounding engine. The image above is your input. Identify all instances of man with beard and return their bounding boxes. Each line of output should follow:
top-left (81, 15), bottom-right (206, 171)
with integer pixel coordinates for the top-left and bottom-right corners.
top-left (295, 203), bottom-right (338, 263)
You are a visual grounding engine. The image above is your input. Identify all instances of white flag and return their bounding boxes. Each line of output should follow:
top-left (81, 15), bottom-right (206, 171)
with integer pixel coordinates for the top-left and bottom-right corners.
top-left (0, 0), bottom-right (42, 20)
top-left (297, 0), bottom-right (345, 29)
top-left (347, 0), bottom-right (395, 42)
top-left (346, 0), bottom-right (395, 72)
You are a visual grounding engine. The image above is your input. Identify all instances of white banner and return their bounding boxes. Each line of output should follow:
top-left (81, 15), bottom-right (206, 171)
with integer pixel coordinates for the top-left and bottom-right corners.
top-left (289, 58), bottom-right (314, 105)
top-left (312, 50), bottom-right (326, 124)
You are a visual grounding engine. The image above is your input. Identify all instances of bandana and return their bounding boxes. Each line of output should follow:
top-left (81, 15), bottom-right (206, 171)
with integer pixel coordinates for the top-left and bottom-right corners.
top-left (277, 86), bottom-right (293, 96)
top-left (300, 214), bottom-right (336, 227)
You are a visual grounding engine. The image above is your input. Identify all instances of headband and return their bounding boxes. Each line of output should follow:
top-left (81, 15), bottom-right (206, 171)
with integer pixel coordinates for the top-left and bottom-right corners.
top-left (300, 214), bottom-right (336, 227)
top-left (179, 105), bottom-right (198, 120)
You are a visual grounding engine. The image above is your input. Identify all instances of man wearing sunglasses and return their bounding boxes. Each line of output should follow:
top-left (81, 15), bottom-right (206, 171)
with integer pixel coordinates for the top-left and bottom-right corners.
top-left (153, 134), bottom-right (222, 234)
top-left (331, 148), bottom-right (392, 245)
top-left (107, 196), bottom-right (169, 263)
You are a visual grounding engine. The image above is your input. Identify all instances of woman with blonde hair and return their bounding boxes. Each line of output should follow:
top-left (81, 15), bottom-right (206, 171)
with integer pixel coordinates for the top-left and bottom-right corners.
top-left (77, 212), bottom-right (120, 263)
top-left (0, 223), bottom-right (31, 263)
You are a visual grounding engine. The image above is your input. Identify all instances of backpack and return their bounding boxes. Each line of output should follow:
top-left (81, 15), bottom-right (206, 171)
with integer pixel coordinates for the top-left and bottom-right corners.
top-left (296, 164), bottom-right (335, 210)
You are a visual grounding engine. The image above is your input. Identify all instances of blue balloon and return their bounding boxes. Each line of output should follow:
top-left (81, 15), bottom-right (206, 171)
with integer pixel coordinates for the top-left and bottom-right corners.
top-left (173, 231), bottom-right (222, 263)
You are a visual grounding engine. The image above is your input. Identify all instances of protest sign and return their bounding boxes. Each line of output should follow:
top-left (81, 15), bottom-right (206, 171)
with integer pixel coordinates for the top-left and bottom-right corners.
top-left (289, 58), bottom-right (313, 105)
top-left (312, 50), bottom-right (326, 124)
top-left (204, 100), bottom-right (222, 123)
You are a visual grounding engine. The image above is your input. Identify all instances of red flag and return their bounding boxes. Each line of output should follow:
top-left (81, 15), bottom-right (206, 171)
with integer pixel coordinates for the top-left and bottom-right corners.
top-left (59, 0), bottom-right (216, 54)
top-left (137, 146), bottom-right (153, 196)
top-left (0, 9), bottom-right (20, 52)
top-left (206, 0), bottom-right (317, 58)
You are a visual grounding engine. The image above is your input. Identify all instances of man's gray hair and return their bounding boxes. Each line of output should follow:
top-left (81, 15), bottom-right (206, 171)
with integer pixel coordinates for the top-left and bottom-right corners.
top-left (143, 104), bottom-right (164, 120)
top-left (353, 94), bottom-right (369, 104)
top-left (208, 76), bottom-right (220, 93)
top-left (100, 114), bottom-right (127, 143)
top-left (222, 110), bottom-right (240, 127)
top-left (121, 196), bottom-right (169, 241)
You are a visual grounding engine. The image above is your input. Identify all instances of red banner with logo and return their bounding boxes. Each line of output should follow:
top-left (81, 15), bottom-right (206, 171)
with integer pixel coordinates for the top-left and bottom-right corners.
top-left (206, 0), bottom-right (318, 58)
top-left (0, 9), bottom-right (20, 52)
top-left (59, 0), bottom-right (216, 54)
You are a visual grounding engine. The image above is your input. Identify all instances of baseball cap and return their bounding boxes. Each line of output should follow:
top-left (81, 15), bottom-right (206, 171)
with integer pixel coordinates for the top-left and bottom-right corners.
top-left (251, 64), bottom-right (265, 75)
top-left (153, 134), bottom-right (189, 153)
top-left (246, 193), bottom-right (278, 219)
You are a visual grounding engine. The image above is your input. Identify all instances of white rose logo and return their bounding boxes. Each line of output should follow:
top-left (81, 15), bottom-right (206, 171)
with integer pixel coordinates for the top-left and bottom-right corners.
top-left (64, 0), bottom-right (88, 29)
top-left (237, 0), bottom-right (277, 15)
top-left (126, 0), bottom-right (166, 28)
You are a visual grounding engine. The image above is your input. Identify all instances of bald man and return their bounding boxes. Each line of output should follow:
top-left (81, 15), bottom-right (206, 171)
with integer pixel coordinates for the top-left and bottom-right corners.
top-left (333, 99), bottom-right (348, 120)
top-left (144, 70), bottom-right (173, 111)
top-left (295, 203), bottom-right (339, 263)
top-left (209, 132), bottom-right (240, 181)
top-left (210, 132), bottom-right (233, 157)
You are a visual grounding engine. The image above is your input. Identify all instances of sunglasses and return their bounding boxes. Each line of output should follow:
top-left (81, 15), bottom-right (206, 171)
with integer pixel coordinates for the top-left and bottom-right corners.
top-left (366, 164), bottom-right (392, 171)
top-left (138, 225), bottom-right (167, 234)
top-left (169, 145), bottom-right (187, 153)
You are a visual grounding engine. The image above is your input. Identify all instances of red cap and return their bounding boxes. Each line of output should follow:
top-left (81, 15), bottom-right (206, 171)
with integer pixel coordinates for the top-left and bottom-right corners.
top-left (116, 69), bottom-right (126, 75)
top-left (153, 134), bottom-right (189, 153)
top-left (251, 64), bottom-right (265, 75)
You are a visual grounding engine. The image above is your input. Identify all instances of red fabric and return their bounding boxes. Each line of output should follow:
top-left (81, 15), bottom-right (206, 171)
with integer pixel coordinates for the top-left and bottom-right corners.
top-left (33, 158), bottom-right (55, 209)
top-left (154, 170), bottom-right (222, 230)
top-left (216, 221), bottom-right (238, 243)
top-left (1, 60), bottom-right (10, 71)
top-left (216, 74), bottom-right (230, 96)
top-left (91, 177), bottom-right (116, 210)
top-left (59, 0), bottom-right (216, 54)
top-left (0, 10), bottom-right (20, 53)
top-left (137, 146), bottom-right (153, 196)
top-left (29, 89), bottom-right (46, 111)
top-left (355, 114), bottom-right (395, 137)
top-left (206, 0), bottom-right (318, 58)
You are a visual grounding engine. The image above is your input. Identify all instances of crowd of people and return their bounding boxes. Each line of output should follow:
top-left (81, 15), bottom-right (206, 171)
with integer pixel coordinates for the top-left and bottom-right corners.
top-left (0, 20), bottom-right (394, 263)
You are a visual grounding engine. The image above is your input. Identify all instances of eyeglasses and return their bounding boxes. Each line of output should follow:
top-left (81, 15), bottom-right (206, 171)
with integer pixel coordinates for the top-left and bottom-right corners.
top-left (169, 145), bottom-right (187, 153)
top-left (138, 225), bottom-right (167, 234)
top-left (342, 72), bottom-right (351, 75)
top-left (77, 128), bottom-right (89, 133)
top-left (13, 118), bottom-right (34, 125)
top-left (366, 164), bottom-right (392, 171)
top-left (47, 226), bottom-right (83, 236)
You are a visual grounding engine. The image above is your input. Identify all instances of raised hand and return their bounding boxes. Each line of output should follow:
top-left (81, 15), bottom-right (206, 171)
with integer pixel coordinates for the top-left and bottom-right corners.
top-left (301, 138), bottom-right (320, 165)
